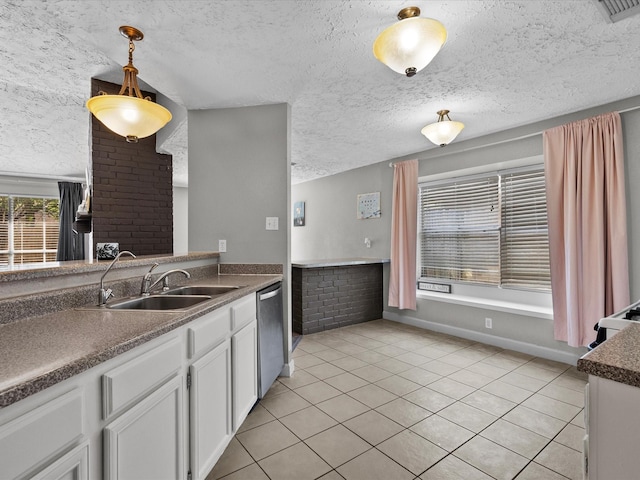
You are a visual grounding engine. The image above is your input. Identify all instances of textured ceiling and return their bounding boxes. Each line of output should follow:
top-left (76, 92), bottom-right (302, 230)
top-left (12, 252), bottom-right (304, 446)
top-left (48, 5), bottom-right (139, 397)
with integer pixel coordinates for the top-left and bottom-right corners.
top-left (1, 1), bottom-right (640, 187)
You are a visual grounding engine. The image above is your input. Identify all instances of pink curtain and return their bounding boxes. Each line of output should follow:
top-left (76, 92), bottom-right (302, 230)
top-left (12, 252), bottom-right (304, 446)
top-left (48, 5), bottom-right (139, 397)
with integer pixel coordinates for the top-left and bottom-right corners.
top-left (388, 159), bottom-right (418, 310)
top-left (543, 112), bottom-right (629, 347)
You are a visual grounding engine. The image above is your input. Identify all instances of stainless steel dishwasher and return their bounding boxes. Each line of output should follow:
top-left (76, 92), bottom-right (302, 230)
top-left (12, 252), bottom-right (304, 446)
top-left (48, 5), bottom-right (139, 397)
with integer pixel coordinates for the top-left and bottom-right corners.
top-left (256, 282), bottom-right (284, 399)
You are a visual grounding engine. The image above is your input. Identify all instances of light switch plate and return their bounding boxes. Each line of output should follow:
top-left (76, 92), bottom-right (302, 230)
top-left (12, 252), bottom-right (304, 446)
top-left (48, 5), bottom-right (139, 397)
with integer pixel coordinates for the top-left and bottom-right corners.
top-left (266, 217), bottom-right (279, 230)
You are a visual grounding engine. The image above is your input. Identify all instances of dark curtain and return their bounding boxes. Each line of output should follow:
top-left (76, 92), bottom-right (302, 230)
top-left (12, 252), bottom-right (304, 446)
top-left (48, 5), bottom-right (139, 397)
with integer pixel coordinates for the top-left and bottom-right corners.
top-left (56, 182), bottom-right (85, 261)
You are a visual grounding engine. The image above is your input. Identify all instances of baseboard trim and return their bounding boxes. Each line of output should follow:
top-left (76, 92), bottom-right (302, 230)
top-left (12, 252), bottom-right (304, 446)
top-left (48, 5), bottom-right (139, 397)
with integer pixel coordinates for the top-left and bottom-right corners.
top-left (383, 311), bottom-right (584, 366)
top-left (280, 360), bottom-right (295, 378)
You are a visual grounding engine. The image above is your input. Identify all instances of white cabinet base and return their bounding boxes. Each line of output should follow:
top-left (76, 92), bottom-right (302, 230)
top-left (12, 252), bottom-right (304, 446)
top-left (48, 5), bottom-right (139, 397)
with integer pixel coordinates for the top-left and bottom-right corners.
top-left (232, 320), bottom-right (258, 431)
top-left (190, 339), bottom-right (233, 480)
top-left (587, 375), bottom-right (640, 480)
top-left (104, 376), bottom-right (185, 480)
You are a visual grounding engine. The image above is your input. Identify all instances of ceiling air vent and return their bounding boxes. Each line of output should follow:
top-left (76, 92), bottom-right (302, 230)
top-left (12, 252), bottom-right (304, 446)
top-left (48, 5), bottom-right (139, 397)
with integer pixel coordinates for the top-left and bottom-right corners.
top-left (594, 0), bottom-right (640, 22)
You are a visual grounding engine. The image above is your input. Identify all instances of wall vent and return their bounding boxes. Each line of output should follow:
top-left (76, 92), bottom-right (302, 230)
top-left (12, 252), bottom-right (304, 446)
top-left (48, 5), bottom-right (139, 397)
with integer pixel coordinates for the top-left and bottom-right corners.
top-left (594, 0), bottom-right (640, 23)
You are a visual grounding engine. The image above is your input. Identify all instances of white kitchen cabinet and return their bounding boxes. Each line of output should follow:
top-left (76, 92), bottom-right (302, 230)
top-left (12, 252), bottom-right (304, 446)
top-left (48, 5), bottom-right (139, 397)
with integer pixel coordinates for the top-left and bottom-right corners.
top-left (0, 388), bottom-right (85, 479)
top-left (0, 288), bottom-right (264, 480)
top-left (189, 339), bottom-right (232, 480)
top-left (104, 375), bottom-right (185, 480)
top-left (586, 375), bottom-right (640, 479)
top-left (232, 319), bottom-right (258, 430)
top-left (30, 441), bottom-right (89, 480)
top-left (102, 337), bottom-right (182, 420)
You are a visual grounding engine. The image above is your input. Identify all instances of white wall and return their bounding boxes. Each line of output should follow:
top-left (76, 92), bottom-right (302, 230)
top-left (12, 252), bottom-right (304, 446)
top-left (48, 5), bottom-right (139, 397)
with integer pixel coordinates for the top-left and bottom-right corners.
top-left (0, 175), bottom-right (61, 197)
top-left (292, 95), bottom-right (640, 364)
top-left (173, 186), bottom-right (188, 253)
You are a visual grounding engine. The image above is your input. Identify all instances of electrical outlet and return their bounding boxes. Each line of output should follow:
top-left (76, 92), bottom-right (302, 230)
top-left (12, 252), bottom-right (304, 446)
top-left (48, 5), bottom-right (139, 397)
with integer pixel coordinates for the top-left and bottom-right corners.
top-left (218, 239), bottom-right (227, 252)
top-left (485, 317), bottom-right (492, 329)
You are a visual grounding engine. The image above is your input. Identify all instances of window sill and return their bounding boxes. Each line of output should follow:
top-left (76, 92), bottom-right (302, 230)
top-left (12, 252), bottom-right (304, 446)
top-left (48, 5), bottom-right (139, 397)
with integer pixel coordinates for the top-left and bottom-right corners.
top-left (416, 290), bottom-right (553, 320)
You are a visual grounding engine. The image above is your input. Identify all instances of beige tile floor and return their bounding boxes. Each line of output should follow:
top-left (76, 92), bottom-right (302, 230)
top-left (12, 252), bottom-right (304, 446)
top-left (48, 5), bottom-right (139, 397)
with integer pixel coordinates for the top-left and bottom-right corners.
top-left (207, 319), bottom-right (586, 480)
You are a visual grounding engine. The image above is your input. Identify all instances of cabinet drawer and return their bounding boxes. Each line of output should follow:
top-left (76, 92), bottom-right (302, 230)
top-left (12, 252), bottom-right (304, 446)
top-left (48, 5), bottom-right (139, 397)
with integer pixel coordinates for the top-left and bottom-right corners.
top-left (103, 337), bottom-right (181, 420)
top-left (231, 295), bottom-right (257, 332)
top-left (0, 389), bottom-right (84, 480)
top-left (188, 308), bottom-right (231, 359)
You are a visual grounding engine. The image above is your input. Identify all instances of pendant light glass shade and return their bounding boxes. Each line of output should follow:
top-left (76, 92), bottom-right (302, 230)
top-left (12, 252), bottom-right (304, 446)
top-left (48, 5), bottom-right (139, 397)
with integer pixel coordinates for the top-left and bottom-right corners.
top-left (86, 26), bottom-right (171, 143)
top-left (421, 110), bottom-right (464, 146)
top-left (86, 95), bottom-right (172, 141)
top-left (373, 6), bottom-right (447, 77)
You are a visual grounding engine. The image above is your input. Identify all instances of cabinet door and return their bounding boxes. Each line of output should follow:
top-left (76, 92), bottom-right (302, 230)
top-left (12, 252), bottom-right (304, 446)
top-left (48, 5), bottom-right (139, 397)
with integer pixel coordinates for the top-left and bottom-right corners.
top-left (104, 376), bottom-right (185, 480)
top-left (0, 389), bottom-right (84, 480)
top-left (190, 339), bottom-right (232, 480)
top-left (31, 441), bottom-right (89, 480)
top-left (232, 320), bottom-right (258, 430)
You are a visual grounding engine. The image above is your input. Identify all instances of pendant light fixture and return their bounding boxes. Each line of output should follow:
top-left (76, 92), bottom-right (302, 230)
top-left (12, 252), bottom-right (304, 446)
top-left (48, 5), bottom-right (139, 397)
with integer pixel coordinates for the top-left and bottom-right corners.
top-left (373, 6), bottom-right (447, 77)
top-left (421, 110), bottom-right (465, 146)
top-left (86, 26), bottom-right (172, 143)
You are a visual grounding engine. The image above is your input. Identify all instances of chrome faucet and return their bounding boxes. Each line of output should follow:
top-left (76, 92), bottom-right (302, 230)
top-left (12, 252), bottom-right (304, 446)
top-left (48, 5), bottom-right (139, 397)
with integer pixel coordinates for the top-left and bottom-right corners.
top-left (140, 268), bottom-right (190, 296)
top-left (98, 250), bottom-right (136, 306)
top-left (140, 262), bottom-right (160, 295)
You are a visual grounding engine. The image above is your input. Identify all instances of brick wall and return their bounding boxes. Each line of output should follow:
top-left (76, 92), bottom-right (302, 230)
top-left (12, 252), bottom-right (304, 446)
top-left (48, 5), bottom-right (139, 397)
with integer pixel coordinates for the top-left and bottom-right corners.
top-left (292, 264), bottom-right (383, 334)
top-left (91, 79), bottom-right (173, 256)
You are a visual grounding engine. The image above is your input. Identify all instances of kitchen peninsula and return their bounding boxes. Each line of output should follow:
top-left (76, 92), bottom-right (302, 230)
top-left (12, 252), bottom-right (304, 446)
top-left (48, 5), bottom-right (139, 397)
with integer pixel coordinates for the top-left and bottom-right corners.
top-left (0, 252), bottom-right (282, 479)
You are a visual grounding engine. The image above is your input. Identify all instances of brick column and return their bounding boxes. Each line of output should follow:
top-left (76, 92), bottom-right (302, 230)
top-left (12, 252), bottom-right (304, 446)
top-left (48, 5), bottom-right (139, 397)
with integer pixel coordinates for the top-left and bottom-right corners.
top-left (90, 79), bottom-right (173, 256)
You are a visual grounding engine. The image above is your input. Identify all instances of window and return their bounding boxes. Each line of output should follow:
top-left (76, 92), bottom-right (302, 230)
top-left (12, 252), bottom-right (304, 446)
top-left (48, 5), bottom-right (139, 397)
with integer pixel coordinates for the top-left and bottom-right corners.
top-left (0, 195), bottom-right (60, 266)
top-left (419, 166), bottom-right (550, 291)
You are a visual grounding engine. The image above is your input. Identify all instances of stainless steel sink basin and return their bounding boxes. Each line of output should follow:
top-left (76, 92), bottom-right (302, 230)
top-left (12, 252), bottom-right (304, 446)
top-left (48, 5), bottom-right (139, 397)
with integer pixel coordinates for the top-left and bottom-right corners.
top-left (107, 295), bottom-right (212, 310)
top-left (162, 285), bottom-right (240, 296)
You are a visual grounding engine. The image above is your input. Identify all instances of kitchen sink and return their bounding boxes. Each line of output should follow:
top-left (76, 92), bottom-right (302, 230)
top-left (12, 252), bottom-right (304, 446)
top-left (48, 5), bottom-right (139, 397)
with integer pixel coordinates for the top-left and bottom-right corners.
top-left (162, 285), bottom-right (241, 296)
top-left (106, 295), bottom-right (212, 310)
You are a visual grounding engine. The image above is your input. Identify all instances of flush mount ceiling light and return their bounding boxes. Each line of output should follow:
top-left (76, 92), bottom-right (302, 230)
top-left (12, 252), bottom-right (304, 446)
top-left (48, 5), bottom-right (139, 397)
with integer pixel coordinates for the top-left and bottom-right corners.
top-left (421, 110), bottom-right (465, 146)
top-left (373, 6), bottom-right (447, 77)
top-left (86, 26), bottom-right (172, 143)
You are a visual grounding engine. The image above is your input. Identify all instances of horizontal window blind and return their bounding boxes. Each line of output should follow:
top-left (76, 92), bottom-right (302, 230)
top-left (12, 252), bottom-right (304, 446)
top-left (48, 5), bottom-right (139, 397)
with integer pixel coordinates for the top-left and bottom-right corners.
top-left (500, 168), bottom-right (550, 290)
top-left (419, 166), bottom-right (551, 292)
top-left (0, 195), bottom-right (59, 266)
top-left (420, 175), bottom-right (500, 285)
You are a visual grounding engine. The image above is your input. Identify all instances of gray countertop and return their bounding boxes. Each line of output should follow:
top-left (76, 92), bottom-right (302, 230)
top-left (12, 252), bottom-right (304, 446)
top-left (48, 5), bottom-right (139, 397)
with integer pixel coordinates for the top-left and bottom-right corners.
top-left (577, 323), bottom-right (640, 388)
top-left (0, 273), bottom-right (281, 408)
top-left (292, 258), bottom-right (390, 268)
top-left (0, 251), bottom-right (220, 283)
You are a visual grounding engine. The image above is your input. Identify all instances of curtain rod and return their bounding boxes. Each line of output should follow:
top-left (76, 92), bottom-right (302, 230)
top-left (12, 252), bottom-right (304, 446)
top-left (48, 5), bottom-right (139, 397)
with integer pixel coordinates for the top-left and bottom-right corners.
top-left (389, 103), bottom-right (640, 167)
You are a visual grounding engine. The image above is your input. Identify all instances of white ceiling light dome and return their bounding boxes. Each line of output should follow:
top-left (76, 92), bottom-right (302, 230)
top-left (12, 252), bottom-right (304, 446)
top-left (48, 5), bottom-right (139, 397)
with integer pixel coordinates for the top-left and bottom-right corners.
top-left (373, 6), bottom-right (447, 77)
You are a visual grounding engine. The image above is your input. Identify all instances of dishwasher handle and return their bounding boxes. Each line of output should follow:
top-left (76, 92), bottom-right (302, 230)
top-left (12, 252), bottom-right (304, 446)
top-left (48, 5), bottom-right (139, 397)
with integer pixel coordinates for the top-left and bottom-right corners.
top-left (259, 286), bottom-right (282, 301)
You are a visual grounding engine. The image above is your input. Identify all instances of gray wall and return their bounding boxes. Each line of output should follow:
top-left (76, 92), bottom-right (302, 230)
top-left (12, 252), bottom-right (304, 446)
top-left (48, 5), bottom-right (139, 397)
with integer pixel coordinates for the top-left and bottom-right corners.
top-left (292, 95), bottom-right (640, 364)
top-left (292, 162), bottom-right (392, 261)
top-left (188, 103), bottom-right (292, 359)
top-left (188, 104), bottom-right (290, 264)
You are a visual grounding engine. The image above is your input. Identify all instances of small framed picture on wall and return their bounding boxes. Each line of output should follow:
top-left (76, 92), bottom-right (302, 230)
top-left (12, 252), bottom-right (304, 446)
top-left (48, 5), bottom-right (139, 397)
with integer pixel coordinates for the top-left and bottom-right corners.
top-left (97, 242), bottom-right (119, 260)
top-left (294, 201), bottom-right (305, 226)
top-left (357, 192), bottom-right (381, 219)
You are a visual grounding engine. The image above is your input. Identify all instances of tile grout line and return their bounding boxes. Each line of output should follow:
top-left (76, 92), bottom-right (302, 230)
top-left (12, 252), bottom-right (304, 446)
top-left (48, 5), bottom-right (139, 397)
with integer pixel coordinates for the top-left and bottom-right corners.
top-left (214, 319), bottom-right (585, 480)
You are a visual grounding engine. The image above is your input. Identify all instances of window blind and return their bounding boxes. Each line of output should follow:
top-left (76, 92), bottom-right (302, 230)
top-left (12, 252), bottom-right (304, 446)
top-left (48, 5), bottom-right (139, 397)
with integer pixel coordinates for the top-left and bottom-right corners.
top-left (500, 168), bottom-right (550, 290)
top-left (419, 166), bottom-right (551, 292)
top-left (419, 175), bottom-right (500, 285)
top-left (0, 195), bottom-right (59, 266)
